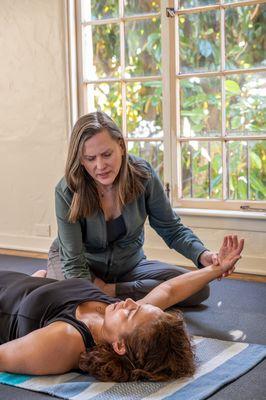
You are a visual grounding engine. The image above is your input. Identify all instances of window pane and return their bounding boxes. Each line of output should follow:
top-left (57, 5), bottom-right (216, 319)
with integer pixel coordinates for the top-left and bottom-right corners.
top-left (179, 10), bottom-right (220, 72)
top-left (226, 73), bottom-right (266, 135)
top-left (226, 4), bottom-right (266, 70)
top-left (228, 141), bottom-right (248, 200)
top-left (180, 77), bottom-right (221, 137)
top-left (84, 24), bottom-right (120, 79)
top-left (228, 141), bottom-right (266, 201)
top-left (249, 140), bottom-right (266, 200)
top-left (179, 0), bottom-right (218, 8)
top-left (127, 141), bottom-right (164, 179)
top-left (181, 141), bottom-right (222, 198)
top-left (125, 18), bottom-right (161, 77)
top-left (124, 0), bottom-right (160, 15)
top-left (87, 83), bottom-right (122, 127)
top-left (126, 81), bottom-right (163, 138)
top-left (82, 0), bottom-right (119, 21)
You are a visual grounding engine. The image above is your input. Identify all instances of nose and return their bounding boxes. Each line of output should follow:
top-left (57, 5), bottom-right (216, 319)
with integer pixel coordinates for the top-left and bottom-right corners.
top-left (96, 156), bottom-right (106, 171)
top-left (124, 298), bottom-right (137, 309)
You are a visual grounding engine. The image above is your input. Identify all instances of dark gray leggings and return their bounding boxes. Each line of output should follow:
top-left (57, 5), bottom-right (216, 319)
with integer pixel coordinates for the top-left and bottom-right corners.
top-left (47, 240), bottom-right (209, 306)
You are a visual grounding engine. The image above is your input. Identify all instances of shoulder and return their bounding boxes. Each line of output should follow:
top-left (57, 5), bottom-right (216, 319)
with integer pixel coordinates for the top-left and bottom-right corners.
top-left (128, 154), bottom-right (154, 179)
top-left (128, 154), bottom-right (151, 170)
top-left (43, 321), bottom-right (86, 358)
top-left (55, 177), bottom-right (73, 205)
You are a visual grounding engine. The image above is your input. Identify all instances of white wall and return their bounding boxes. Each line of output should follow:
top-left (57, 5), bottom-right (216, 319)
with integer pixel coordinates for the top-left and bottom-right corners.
top-left (0, 0), bottom-right (69, 251)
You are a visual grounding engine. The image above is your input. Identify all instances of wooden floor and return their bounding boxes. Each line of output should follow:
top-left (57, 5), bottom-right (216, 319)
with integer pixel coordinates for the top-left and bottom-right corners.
top-left (0, 248), bottom-right (48, 259)
top-left (0, 248), bottom-right (265, 283)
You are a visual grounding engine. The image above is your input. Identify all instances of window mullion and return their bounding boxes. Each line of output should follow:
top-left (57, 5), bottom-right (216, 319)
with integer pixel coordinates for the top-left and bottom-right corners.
top-left (174, 0), bottom-right (181, 203)
top-left (161, 0), bottom-right (173, 193)
top-left (221, 0), bottom-right (227, 200)
top-left (119, 0), bottom-right (127, 138)
top-left (75, 0), bottom-right (87, 117)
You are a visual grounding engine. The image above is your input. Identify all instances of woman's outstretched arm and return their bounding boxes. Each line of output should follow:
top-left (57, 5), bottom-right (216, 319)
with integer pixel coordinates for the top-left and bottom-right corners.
top-left (138, 235), bottom-right (244, 310)
top-left (0, 322), bottom-right (84, 375)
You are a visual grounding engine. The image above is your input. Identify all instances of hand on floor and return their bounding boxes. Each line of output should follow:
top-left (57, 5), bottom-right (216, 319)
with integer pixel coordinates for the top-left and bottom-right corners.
top-left (31, 270), bottom-right (47, 278)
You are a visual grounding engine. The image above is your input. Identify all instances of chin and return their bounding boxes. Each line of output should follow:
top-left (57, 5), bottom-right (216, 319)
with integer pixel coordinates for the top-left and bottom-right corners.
top-left (100, 178), bottom-right (115, 186)
top-left (96, 175), bottom-right (115, 186)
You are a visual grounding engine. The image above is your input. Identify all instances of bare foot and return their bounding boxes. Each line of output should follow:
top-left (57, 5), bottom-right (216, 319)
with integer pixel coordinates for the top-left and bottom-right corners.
top-left (32, 270), bottom-right (47, 278)
top-left (94, 277), bottom-right (116, 297)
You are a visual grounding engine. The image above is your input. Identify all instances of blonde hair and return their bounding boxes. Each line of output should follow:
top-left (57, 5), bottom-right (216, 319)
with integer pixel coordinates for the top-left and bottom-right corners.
top-left (65, 111), bottom-right (150, 222)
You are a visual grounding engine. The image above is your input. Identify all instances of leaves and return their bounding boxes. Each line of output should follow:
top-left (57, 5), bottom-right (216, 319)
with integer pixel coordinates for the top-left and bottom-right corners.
top-left (225, 80), bottom-right (241, 95)
top-left (199, 40), bottom-right (213, 58)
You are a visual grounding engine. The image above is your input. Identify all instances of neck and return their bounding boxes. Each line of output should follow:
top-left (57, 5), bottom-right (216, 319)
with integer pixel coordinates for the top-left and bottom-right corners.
top-left (97, 183), bottom-right (116, 198)
top-left (86, 315), bottom-right (105, 345)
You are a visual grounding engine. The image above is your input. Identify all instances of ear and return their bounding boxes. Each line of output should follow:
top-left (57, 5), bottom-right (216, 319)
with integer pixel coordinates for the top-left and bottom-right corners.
top-left (112, 339), bottom-right (126, 355)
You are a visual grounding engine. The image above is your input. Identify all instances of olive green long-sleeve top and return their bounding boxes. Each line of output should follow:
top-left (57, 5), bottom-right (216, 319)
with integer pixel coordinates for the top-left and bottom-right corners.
top-left (55, 157), bottom-right (207, 281)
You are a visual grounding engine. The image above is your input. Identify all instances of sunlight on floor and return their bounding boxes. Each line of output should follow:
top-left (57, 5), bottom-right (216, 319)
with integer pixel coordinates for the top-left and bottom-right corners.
top-left (229, 329), bottom-right (247, 341)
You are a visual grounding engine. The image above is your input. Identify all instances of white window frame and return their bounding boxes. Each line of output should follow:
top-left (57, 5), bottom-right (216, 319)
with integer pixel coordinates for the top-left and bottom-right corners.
top-left (68, 0), bottom-right (266, 213)
top-left (168, 0), bottom-right (266, 211)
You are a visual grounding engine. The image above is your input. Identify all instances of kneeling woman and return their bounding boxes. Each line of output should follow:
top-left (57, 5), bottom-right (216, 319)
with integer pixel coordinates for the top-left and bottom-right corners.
top-left (0, 236), bottom-right (243, 381)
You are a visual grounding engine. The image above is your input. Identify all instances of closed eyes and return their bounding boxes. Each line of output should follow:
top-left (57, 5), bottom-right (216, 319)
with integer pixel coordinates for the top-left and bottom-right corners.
top-left (84, 151), bottom-right (113, 162)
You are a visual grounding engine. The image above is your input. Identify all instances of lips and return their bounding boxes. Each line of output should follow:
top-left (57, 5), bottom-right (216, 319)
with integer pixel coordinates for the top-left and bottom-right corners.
top-left (97, 171), bottom-right (111, 178)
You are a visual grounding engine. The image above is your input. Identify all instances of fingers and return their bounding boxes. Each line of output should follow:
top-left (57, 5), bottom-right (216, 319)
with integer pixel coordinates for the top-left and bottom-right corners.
top-left (225, 235), bottom-right (244, 252)
top-left (232, 235), bottom-right (238, 249)
top-left (237, 238), bottom-right (245, 254)
top-left (222, 236), bottom-right (228, 247)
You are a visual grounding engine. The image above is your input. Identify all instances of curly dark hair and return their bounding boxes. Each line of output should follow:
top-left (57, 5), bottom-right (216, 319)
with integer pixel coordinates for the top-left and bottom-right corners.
top-left (79, 310), bottom-right (195, 382)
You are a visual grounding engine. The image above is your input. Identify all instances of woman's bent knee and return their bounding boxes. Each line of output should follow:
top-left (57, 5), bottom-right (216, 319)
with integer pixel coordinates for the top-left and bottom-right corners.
top-left (199, 284), bottom-right (210, 303)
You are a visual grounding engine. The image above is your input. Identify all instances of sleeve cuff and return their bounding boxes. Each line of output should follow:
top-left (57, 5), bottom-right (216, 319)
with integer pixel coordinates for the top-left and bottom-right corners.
top-left (192, 245), bottom-right (209, 269)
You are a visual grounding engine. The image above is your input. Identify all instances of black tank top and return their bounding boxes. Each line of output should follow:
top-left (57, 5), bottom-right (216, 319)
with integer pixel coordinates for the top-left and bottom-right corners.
top-left (106, 214), bottom-right (126, 243)
top-left (0, 271), bottom-right (118, 349)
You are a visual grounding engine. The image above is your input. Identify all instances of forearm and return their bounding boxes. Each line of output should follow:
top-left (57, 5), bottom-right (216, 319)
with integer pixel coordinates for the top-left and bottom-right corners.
top-left (141, 265), bottom-right (221, 310)
top-left (167, 265), bottom-right (220, 306)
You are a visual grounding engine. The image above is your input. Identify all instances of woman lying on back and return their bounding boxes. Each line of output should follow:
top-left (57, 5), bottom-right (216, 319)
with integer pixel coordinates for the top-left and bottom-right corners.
top-left (0, 235), bottom-right (244, 382)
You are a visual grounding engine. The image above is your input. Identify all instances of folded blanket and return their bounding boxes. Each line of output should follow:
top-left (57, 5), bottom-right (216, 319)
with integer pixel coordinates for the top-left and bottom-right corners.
top-left (0, 336), bottom-right (265, 400)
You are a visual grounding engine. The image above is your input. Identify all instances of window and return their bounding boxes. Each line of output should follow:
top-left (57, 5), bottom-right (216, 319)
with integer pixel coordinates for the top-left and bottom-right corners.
top-left (73, 0), bottom-right (266, 211)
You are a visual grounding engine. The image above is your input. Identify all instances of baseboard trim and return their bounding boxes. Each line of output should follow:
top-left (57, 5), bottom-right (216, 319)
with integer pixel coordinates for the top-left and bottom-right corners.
top-left (0, 248), bottom-right (48, 259)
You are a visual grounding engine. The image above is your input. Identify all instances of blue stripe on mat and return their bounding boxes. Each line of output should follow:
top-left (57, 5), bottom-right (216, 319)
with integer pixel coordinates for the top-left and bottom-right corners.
top-left (164, 344), bottom-right (266, 400)
top-left (0, 372), bottom-right (33, 385)
top-left (44, 381), bottom-right (92, 398)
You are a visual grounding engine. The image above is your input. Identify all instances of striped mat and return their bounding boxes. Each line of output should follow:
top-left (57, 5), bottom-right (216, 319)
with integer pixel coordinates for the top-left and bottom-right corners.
top-left (0, 337), bottom-right (265, 400)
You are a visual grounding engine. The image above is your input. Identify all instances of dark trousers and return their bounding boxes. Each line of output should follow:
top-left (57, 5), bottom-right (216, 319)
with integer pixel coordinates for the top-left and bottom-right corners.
top-left (47, 240), bottom-right (209, 306)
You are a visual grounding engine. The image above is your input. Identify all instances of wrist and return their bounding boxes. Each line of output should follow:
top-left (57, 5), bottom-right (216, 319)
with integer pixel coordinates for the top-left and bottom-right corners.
top-left (205, 264), bottom-right (222, 279)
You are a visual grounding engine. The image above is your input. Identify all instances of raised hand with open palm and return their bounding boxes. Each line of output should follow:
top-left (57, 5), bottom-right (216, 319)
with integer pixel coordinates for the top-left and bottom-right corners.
top-left (217, 235), bottom-right (244, 276)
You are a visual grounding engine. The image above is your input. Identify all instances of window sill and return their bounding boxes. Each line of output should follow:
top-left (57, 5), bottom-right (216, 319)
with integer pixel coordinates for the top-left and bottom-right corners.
top-left (173, 208), bottom-right (266, 233)
top-left (174, 208), bottom-right (266, 221)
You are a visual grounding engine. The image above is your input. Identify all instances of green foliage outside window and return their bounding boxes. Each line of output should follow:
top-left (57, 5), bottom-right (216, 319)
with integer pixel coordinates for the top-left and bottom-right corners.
top-left (179, 4), bottom-right (266, 200)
